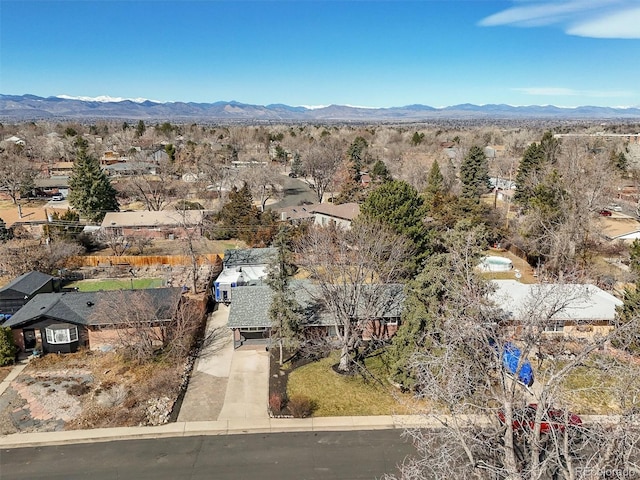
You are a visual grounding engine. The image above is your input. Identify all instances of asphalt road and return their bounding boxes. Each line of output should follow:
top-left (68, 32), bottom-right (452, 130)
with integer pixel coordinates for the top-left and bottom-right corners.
top-left (0, 430), bottom-right (415, 480)
top-left (270, 176), bottom-right (318, 209)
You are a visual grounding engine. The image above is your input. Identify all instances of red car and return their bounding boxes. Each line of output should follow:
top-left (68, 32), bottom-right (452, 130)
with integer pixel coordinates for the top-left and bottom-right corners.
top-left (498, 404), bottom-right (582, 434)
top-left (599, 209), bottom-right (612, 216)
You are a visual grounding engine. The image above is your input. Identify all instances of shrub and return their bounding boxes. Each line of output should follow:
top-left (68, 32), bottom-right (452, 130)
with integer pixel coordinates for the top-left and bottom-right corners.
top-left (287, 394), bottom-right (313, 418)
top-left (269, 393), bottom-right (284, 413)
top-left (95, 384), bottom-right (128, 407)
top-left (67, 382), bottom-right (91, 396)
top-left (0, 327), bottom-right (17, 366)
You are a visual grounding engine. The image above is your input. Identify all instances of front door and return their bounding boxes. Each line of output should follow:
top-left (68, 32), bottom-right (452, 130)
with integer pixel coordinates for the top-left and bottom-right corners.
top-left (23, 329), bottom-right (36, 349)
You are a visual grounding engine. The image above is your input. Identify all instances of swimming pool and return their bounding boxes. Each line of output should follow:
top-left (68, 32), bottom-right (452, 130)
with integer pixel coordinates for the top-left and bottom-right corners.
top-left (479, 256), bottom-right (514, 272)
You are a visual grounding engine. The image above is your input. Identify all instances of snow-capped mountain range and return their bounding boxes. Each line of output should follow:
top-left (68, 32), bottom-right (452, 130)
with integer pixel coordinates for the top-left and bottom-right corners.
top-left (1, 94), bottom-right (640, 121)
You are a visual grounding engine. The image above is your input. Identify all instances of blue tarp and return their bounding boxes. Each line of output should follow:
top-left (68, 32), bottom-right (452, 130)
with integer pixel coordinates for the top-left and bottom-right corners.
top-left (502, 342), bottom-right (534, 387)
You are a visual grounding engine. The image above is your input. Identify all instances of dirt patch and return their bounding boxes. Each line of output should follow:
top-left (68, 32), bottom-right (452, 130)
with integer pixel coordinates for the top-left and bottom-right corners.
top-left (267, 348), bottom-right (323, 417)
top-left (0, 366), bottom-right (13, 383)
top-left (0, 350), bottom-right (184, 434)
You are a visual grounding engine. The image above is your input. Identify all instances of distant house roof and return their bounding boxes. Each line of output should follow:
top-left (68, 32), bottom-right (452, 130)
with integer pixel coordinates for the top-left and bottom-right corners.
top-left (598, 217), bottom-right (640, 241)
top-left (490, 280), bottom-right (622, 323)
top-left (101, 210), bottom-right (210, 229)
top-left (4, 288), bottom-right (182, 328)
top-left (35, 177), bottom-right (70, 189)
top-left (50, 162), bottom-right (74, 170)
top-left (311, 202), bottom-right (360, 221)
top-left (0, 271), bottom-right (54, 297)
top-left (228, 281), bottom-right (404, 329)
top-left (223, 248), bottom-right (278, 267)
top-left (102, 161), bottom-right (157, 174)
top-left (4, 136), bottom-right (25, 145)
top-left (275, 204), bottom-right (317, 222)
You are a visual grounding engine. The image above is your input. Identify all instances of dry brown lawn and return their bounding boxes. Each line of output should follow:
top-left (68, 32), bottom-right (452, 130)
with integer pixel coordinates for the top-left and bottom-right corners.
top-left (0, 350), bottom-right (183, 433)
top-left (90, 238), bottom-right (244, 257)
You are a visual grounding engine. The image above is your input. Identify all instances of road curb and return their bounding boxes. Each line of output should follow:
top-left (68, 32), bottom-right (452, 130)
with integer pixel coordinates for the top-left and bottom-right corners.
top-left (0, 414), bottom-right (631, 449)
top-left (0, 416), bottom-right (431, 449)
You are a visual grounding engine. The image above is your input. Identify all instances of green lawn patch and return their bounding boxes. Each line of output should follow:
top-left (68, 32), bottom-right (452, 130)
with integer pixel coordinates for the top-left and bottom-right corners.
top-left (537, 353), bottom-right (640, 415)
top-left (66, 278), bottom-right (165, 291)
top-left (286, 351), bottom-right (416, 416)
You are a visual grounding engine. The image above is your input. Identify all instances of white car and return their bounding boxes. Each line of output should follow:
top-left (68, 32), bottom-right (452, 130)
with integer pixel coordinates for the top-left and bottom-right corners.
top-left (608, 204), bottom-right (623, 212)
top-left (51, 194), bottom-right (63, 201)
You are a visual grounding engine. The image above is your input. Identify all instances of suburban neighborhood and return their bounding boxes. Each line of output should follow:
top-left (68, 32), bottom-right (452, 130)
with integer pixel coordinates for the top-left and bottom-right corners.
top-left (1, 117), bottom-right (640, 479)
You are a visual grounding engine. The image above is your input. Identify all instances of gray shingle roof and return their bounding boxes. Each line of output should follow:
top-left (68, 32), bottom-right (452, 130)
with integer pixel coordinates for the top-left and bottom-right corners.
top-left (4, 288), bottom-right (182, 328)
top-left (227, 281), bottom-right (405, 328)
top-left (0, 271), bottom-right (54, 296)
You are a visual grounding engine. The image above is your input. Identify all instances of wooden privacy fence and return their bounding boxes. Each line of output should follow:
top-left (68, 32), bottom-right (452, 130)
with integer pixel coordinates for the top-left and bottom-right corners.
top-left (73, 253), bottom-right (223, 268)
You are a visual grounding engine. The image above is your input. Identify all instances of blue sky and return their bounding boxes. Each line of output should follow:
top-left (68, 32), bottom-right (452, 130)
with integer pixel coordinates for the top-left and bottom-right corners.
top-left (1, 0), bottom-right (639, 108)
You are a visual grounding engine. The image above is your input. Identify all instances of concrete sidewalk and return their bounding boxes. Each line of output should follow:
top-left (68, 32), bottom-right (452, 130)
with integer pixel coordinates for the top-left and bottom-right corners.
top-left (0, 412), bottom-right (627, 449)
top-left (0, 415), bottom-right (426, 448)
top-left (0, 361), bottom-right (28, 397)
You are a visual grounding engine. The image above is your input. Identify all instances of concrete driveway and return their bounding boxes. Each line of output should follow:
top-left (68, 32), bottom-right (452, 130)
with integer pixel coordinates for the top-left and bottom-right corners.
top-left (177, 305), bottom-right (234, 422)
top-left (217, 347), bottom-right (270, 420)
top-left (177, 304), bottom-right (270, 421)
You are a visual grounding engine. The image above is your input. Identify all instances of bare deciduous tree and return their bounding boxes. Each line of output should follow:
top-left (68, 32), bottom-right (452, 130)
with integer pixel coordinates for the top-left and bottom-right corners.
top-left (238, 163), bottom-right (284, 212)
top-left (90, 290), bottom-right (203, 364)
top-left (0, 145), bottom-right (37, 204)
top-left (302, 140), bottom-right (344, 203)
top-left (296, 220), bottom-right (412, 371)
top-left (0, 239), bottom-right (82, 277)
top-left (98, 229), bottom-right (132, 256)
top-left (385, 229), bottom-right (640, 480)
top-left (196, 147), bottom-right (237, 201)
top-left (122, 155), bottom-right (182, 211)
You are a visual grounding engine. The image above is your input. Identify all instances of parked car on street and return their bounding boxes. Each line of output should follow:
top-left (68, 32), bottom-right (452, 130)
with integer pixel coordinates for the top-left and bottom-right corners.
top-left (607, 203), bottom-right (623, 212)
top-left (498, 403), bottom-right (582, 434)
top-left (599, 209), bottom-right (612, 216)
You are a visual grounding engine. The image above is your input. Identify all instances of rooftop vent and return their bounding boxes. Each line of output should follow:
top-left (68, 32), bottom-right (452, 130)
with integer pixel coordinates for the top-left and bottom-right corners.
top-left (86, 301), bottom-right (94, 307)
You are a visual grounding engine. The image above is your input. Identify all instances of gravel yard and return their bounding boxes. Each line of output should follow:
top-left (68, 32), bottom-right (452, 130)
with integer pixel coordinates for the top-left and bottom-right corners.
top-left (0, 351), bottom-right (184, 434)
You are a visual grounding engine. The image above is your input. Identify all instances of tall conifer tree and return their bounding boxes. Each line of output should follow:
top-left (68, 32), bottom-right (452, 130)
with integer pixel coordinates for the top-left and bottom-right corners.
top-left (68, 137), bottom-right (119, 223)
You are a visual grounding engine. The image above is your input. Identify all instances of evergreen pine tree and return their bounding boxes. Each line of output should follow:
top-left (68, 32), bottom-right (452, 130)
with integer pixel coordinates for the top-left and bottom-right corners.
top-left (290, 152), bottom-right (303, 177)
top-left (68, 137), bottom-right (119, 223)
top-left (425, 160), bottom-right (444, 199)
top-left (610, 150), bottom-right (629, 173)
top-left (135, 120), bottom-right (146, 138)
top-left (361, 180), bottom-right (429, 264)
top-left (615, 239), bottom-right (640, 353)
top-left (371, 159), bottom-right (391, 183)
top-left (460, 145), bottom-right (490, 200)
top-left (265, 225), bottom-right (301, 365)
top-left (212, 183), bottom-right (260, 243)
top-left (539, 130), bottom-right (560, 164)
top-left (514, 142), bottom-right (544, 208)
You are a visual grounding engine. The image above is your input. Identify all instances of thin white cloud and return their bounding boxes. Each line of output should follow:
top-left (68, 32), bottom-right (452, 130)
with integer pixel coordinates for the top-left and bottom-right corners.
top-left (479, 1), bottom-right (640, 39)
top-left (567, 7), bottom-right (640, 38)
top-left (514, 87), bottom-right (634, 98)
top-left (515, 87), bottom-right (580, 96)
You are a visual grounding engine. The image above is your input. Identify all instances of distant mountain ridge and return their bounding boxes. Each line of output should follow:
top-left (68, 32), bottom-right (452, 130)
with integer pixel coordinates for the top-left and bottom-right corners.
top-left (2, 94), bottom-right (640, 121)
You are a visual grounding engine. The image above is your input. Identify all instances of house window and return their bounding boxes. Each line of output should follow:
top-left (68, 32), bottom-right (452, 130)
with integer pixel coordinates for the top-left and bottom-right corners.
top-left (45, 325), bottom-right (79, 344)
top-left (544, 322), bottom-right (564, 333)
